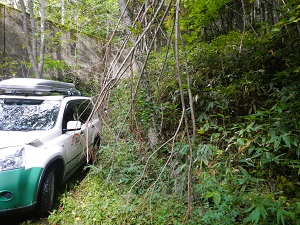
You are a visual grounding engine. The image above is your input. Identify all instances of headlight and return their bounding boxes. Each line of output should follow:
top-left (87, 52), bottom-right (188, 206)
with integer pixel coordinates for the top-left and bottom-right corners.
top-left (0, 146), bottom-right (25, 171)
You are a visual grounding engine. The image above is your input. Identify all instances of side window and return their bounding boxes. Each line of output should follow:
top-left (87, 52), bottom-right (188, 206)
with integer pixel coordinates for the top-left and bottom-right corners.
top-left (62, 101), bottom-right (79, 130)
top-left (62, 99), bottom-right (93, 131)
top-left (78, 100), bottom-right (93, 123)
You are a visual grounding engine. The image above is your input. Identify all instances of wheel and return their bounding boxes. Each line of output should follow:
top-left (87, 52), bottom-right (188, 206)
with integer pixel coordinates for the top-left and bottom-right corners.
top-left (37, 168), bottom-right (56, 217)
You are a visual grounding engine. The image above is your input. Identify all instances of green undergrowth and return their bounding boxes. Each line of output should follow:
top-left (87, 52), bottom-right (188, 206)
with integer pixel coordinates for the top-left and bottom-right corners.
top-left (42, 138), bottom-right (300, 224)
top-left (45, 27), bottom-right (300, 223)
top-left (44, 141), bottom-right (200, 224)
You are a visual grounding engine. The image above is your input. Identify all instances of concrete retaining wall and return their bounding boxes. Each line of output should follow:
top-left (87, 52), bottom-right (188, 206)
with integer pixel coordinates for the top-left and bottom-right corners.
top-left (0, 3), bottom-right (104, 81)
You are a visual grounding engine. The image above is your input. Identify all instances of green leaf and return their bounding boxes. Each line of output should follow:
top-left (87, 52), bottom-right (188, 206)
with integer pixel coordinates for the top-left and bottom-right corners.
top-left (245, 206), bottom-right (261, 224)
top-left (246, 121), bottom-right (255, 131)
top-left (237, 138), bottom-right (245, 146)
top-left (277, 209), bottom-right (285, 225)
top-left (274, 136), bottom-right (281, 149)
top-left (205, 192), bottom-right (213, 198)
top-left (276, 208), bottom-right (295, 225)
top-left (281, 135), bottom-right (291, 148)
top-left (248, 145), bottom-right (255, 154)
top-left (269, 129), bottom-right (276, 140)
top-left (205, 192), bottom-right (221, 206)
top-left (212, 192), bottom-right (221, 206)
top-left (245, 205), bottom-right (267, 224)
top-left (239, 166), bottom-right (250, 178)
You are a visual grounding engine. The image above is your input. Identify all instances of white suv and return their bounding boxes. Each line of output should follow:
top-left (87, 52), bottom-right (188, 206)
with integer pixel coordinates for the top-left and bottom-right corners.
top-left (0, 78), bottom-right (100, 217)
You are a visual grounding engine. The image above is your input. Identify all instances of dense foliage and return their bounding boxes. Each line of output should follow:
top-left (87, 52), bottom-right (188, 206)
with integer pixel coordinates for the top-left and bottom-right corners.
top-left (18, 0), bottom-right (300, 224)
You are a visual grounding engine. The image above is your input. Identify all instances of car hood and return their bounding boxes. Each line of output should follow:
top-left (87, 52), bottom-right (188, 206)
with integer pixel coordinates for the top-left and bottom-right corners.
top-left (0, 130), bottom-right (47, 149)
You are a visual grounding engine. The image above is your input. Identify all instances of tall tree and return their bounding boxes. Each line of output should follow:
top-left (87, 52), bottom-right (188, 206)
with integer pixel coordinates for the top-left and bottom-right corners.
top-left (19, 0), bottom-right (45, 78)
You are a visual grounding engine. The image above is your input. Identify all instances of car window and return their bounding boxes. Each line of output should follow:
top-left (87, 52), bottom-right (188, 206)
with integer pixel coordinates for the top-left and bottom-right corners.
top-left (0, 98), bottom-right (61, 131)
top-left (78, 100), bottom-right (93, 123)
top-left (62, 99), bottom-right (92, 130)
top-left (62, 101), bottom-right (78, 130)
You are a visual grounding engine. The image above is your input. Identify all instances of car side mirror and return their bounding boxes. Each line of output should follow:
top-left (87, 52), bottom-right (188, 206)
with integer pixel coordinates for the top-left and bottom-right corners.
top-left (63, 121), bottom-right (82, 133)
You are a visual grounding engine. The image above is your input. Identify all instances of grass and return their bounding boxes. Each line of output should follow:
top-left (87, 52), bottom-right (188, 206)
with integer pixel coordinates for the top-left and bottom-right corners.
top-left (48, 174), bottom-right (126, 224)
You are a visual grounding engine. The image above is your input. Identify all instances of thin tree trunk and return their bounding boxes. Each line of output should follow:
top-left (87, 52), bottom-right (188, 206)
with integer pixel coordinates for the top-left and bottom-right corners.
top-left (19, 0), bottom-right (45, 78)
top-left (174, 0), bottom-right (193, 220)
top-left (20, 0), bottom-right (37, 75)
top-left (239, 0), bottom-right (246, 52)
top-left (38, 0), bottom-right (45, 77)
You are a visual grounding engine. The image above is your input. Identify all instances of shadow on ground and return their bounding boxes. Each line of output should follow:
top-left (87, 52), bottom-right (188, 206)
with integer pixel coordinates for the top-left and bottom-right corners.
top-left (1, 166), bottom-right (89, 225)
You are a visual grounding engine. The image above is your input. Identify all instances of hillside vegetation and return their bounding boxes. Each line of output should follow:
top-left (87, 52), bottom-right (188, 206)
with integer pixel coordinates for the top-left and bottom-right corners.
top-left (19, 0), bottom-right (300, 224)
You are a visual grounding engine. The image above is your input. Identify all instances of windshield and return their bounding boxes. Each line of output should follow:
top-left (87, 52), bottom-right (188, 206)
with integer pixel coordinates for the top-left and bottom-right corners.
top-left (0, 98), bottom-right (61, 131)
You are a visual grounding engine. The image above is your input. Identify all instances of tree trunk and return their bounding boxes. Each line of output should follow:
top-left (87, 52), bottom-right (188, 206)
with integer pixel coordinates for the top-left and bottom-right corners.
top-left (175, 0), bottom-right (193, 220)
top-left (19, 0), bottom-right (45, 78)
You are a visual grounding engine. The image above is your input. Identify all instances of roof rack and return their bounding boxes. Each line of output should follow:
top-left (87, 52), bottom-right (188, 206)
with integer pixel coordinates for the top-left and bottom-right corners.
top-left (0, 78), bottom-right (82, 96)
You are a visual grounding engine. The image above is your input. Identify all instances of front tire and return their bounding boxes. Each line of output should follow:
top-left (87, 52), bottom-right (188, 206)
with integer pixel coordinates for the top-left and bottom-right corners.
top-left (37, 168), bottom-right (56, 217)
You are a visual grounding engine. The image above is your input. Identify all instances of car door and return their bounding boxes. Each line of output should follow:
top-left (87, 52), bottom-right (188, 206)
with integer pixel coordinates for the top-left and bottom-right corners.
top-left (62, 100), bottom-right (86, 177)
top-left (77, 99), bottom-right (97, 160)
top-left (78, 99), bottom-right (95, 145)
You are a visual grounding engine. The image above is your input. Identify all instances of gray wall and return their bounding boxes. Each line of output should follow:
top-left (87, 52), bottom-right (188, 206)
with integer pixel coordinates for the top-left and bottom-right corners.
top-left (0, 3), bottom-right (104, 81)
